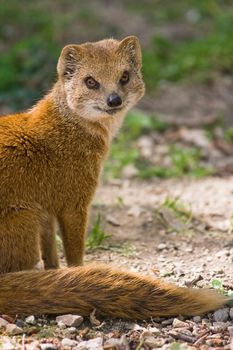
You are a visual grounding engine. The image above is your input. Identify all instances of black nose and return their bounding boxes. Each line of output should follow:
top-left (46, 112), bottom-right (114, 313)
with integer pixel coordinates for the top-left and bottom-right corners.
top-left (107, 92), bottom-right (122, 107)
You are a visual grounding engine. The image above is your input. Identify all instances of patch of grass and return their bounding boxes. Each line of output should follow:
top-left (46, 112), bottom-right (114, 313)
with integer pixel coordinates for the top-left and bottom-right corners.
top-left (125, 110), bottom-right (169, 138)
top-left (162, 197), bottom-right (192, 221)
top-left (37, 327), bottom-right (55, 339)
top-left (137, 164), bottom-right (177, 179)
top-left (104, 138), bottom-right (139, 179)
top-left (0, 1), bottom-right (59, 110)
top-left (161, 270), bottom-right (174, 277)
top-left (106, 111), bottom-right (215, 180)
top-left (128, 0), bottom-right (230, 24)
top-left (137, 146), bottom-right (214, 180)
top-left (211, 278), bottom-right (233, 299)
top-left (86, 215), bottom-right (111, 250)
top-left (224, 127), bottom-right (233, 142)
top-left (116, 196), bottom-right (125, 207)
top-left (155, 196), bottom-right (194, 235)
top-left (170, 146), bottom-right (213, 177)
top-left (108, 243), bottom-right (136, 257)
top-left (211, 278), bottom-right (225, 292)
top-left (106, 114), bottom-right (214, 180)
top-left (143, 12), bottom-right (233, 89)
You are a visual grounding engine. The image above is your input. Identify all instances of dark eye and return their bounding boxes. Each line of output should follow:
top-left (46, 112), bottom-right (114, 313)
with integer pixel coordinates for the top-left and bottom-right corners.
top-left (120, 71), bottom-right (130, 85)
top-left (84, 76), bottom-right (100, 89)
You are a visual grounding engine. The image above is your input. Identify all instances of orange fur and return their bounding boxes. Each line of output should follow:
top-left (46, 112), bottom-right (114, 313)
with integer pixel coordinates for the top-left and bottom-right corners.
top-left (0, 266), bottom-right (227, 319)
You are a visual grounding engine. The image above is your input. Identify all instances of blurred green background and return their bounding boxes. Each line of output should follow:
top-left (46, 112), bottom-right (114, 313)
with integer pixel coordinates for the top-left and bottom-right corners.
top-left (1, 0), bottom-right (233, 180)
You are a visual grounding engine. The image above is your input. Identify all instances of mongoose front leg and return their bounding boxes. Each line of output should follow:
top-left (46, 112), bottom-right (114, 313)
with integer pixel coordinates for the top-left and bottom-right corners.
top-left (40, 215), bottom-right (59, 269)
top-left (0, 209), bottom-right (41, 273)
top-left (58, 210), bottom-right (88, 266)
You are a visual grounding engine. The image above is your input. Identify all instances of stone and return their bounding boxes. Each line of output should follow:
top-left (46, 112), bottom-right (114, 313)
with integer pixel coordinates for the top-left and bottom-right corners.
top-left (157, 243), bottom-right (167, 251)
top-left (148, 326), bottom-right (160, 335)
top-left (57, 321), bottom-right (66, 329)
top-left (210, 322), bottom-right (228, 333)
top-left (161, 318), bottom-right (174, 326)
top-left (106, 215), bottom-right (120, 226)
top-left (172, 318), bottom-right (189, 328)
top-left (25, 315), bottom-right (36, 325)
top-left (26, 340), bottom-right (40, 350)
top-left (193, 316), bottom-right (201, 323)
top-left (75, 337), bottom-right (103, 350)
top-left (16, 319), bottom-right (26, 328)
top-left (1, 339), bottom-right (16, 350)
top-left (144, 336), bottom-right (165, 347)
top-left (127, 205), bottom-right (142, 217)
top-left (228, 326), bottom-right (233, 338)
top-left (6, 323), bottom-right (24, 335)
top-left (122, 164), bottom-right (138, 178)
top-left (213, 308), bottom-right (229, 322)
top-left (230, 307), bottom-right (233, 321)
top-left (40, 344), bottom-right (57, 350)
top-left (104, 338), bottom-right (122, 347)
top-left (0, 317), bottom-right (9, 328)
top-left (56, 314), bottom-right (83, 327)
top-left (137, 136), bottom-right (153, 158)
top-left (132, 323), bottom-right (147, 331)
top-left (65, 326), bottom-right (77, 334)
top-left (61, 338), bottom-right (78, 347)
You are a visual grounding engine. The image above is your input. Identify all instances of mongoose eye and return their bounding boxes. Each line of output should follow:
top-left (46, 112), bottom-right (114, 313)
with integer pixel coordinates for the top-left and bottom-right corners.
top-left (84, 76), bottom-right (100, 90)
top-left (120, 71), bottom-right (130, 85)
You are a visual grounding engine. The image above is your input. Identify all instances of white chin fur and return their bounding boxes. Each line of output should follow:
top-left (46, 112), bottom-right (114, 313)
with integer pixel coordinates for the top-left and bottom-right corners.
top-left (78, 105), bottom-right (127, 120)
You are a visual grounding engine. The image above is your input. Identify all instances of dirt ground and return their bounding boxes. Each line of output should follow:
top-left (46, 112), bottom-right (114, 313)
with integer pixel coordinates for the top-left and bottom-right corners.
top-left (91, 176), bottom-right (233, 288)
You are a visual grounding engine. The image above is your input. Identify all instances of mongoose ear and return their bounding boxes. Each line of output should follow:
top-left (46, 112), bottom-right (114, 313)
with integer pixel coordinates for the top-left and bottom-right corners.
top-left (118, 36), bottom-right (142, 69)
top-left (57, 45), bottom-right (83, 79)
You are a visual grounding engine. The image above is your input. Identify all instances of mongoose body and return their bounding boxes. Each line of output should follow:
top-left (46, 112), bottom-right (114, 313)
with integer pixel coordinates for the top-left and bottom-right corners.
top-left (0, 36), bottom-right (145, 270)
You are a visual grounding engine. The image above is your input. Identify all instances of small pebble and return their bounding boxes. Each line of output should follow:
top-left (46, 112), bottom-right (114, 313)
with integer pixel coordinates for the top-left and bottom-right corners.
top-left (157, 243), bottom-right (167, 251)
top-left (144, 336), bottom-right (164, 347)
top-left (57, 321), bottom-right (66, 329)
top-left (56, 314), bottom-right (83, 327)
top-left (148, 326), bottom-right (160, 335)
top-left (6, 323), bottom-right (24, 335)
top-left (40, 344), bottom-right (58, 350)
top-left (213, 307), bottom-right (229, 322)
top-left (76, 337), bottom-right (103, 349)
top-left (230, 307), bottom-right (233, 321)
top-left (106, 215), bottom-right (121, 226)
top-left (161, 318), bottom-right (174, 326)
top-left (210, 322), bottom-right (228, 333)
top-left (61, 338), bottom-right (78, 347)
top-left (15, 319), bottom-right (26, 328)
top-left (26, 340), bottom-right (40, 350)
top-left (228, 326), bottom-right (233, 338)
top-left (0, 317), bottom-right (9, 328)
top-left (104, 338), bottom-right (122, 347)
top-left (25, 315), bottom-right (36, 325)
top-left (193, 316), bottom-right (201, 323)
top-left (127, 205), bottom-right (142, 217)
top-left (172, 318), bottom-right (189, 328)
top-left (1, 339), bottom-right (16, 350)
top-left (66, 326), bottom-right (77, 334)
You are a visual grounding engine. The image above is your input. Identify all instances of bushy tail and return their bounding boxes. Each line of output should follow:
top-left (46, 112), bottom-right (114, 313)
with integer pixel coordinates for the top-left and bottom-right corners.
top-left (0, 265), bottom-right (228, 319)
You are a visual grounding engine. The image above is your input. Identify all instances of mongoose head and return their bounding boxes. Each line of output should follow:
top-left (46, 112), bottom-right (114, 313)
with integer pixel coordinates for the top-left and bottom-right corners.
top-left (57, 36), bottom-right (145, 120)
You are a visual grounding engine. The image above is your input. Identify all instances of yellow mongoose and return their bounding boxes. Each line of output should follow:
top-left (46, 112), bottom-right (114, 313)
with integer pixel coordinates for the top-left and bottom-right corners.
top-left (0, 36), bottom-right (228, 319)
